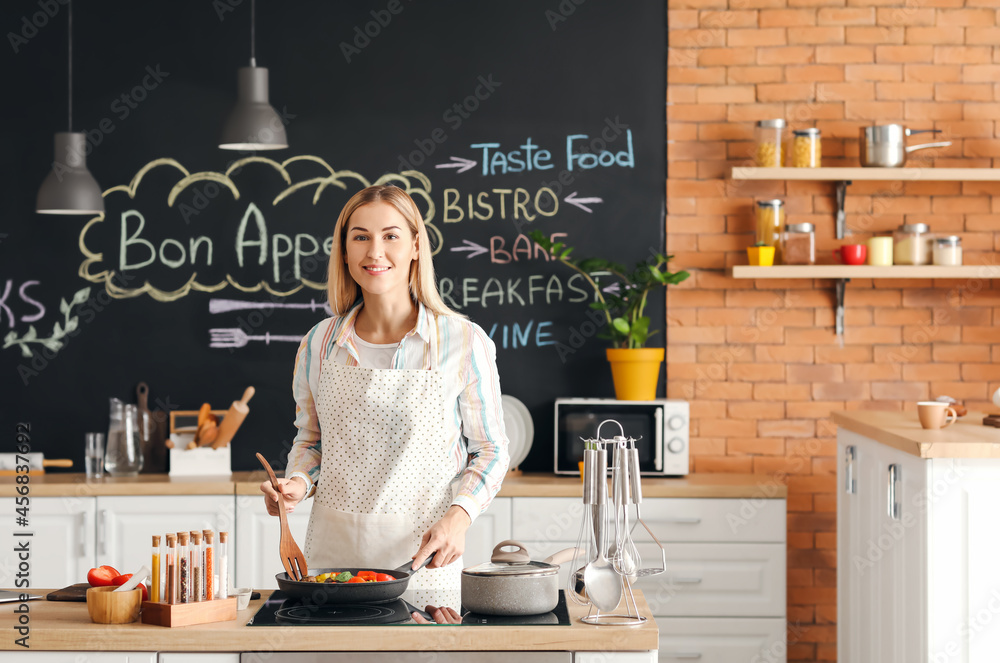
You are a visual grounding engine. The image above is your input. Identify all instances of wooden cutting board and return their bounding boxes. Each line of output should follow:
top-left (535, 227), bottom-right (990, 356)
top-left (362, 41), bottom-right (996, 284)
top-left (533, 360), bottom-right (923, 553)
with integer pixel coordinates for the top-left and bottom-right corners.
top-left (46, 583), bottom-right (90, 601)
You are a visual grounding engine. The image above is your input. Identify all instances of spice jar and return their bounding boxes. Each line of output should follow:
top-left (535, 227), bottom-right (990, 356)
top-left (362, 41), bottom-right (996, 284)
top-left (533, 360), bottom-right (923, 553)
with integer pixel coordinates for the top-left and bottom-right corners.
top-left (755, 119), bottom-right (786, 167)
top-left (893, 223), bottom-right (933, 265)
top-left (755, 200), bottom-right (785, 262)
top-left (782, 223), bottom-right (815, 265)
top-left (933, 236), bottom-right (962, 266)
top-left (791, 129), bottom-right (821, 168)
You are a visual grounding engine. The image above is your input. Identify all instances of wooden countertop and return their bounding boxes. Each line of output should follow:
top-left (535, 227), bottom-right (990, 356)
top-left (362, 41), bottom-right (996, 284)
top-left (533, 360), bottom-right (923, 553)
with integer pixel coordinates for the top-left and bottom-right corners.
top-left (833, 410), bottom-right (1000, 459)
top-left (0, 590), bottom-right (658, 652)
top-left (2, 472), bottom-right (786, 499)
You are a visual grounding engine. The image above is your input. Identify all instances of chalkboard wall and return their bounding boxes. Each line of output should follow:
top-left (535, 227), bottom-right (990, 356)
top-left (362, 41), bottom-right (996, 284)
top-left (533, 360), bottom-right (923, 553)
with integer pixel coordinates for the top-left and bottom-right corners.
top-left (1, 0), bottom-right (666, 473)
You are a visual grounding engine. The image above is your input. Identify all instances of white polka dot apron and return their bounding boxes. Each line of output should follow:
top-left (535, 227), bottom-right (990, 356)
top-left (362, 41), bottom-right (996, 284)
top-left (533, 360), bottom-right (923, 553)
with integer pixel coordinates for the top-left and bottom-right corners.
top-left (303, 336), bottom-right (462, 592)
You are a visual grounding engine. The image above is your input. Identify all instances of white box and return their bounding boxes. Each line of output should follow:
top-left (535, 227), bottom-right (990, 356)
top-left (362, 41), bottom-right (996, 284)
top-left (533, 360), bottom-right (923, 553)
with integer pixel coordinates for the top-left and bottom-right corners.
top-left (168, 440), bottom-right (232, 476)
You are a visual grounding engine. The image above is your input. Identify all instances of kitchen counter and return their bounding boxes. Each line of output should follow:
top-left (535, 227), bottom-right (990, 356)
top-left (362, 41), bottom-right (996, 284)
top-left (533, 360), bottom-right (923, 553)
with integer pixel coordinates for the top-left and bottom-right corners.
top-left (0, 590), bottom-right (658, 652)
top-left (832, 409), bottom-right (1000, 458)
top-left (1, 472), bottom-right (786, 498)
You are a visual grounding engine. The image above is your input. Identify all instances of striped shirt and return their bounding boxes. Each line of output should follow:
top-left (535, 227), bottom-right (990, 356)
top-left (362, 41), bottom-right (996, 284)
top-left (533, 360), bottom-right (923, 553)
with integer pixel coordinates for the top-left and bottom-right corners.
top-left (286, 302), bottom-right (510, 523)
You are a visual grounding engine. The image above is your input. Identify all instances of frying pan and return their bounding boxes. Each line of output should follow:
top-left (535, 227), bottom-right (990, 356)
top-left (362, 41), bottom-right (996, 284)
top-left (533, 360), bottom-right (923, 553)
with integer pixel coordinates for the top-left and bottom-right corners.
top-left (275, 553), bottom-right (434, 604)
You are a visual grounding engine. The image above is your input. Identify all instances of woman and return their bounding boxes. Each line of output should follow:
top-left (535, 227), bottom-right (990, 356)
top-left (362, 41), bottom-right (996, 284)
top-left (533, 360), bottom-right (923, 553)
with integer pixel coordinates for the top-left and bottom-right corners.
top-left (260, 184), bottom-right (509, 607)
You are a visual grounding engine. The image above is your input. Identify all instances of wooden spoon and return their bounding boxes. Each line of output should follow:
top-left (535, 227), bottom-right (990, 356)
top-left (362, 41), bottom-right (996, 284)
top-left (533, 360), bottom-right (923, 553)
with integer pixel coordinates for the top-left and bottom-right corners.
top-left (256, 453), bottom-right (308, 581)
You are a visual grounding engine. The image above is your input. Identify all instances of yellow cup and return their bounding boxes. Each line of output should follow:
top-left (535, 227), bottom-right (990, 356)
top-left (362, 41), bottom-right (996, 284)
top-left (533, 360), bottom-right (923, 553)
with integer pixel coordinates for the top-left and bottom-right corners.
top-left (868, 236), bottom-right (893, 266)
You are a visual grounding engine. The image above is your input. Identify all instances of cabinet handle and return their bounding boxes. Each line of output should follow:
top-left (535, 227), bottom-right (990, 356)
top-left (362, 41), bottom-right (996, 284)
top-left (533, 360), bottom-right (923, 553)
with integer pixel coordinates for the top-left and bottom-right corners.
top-left (844, 445), bottom-right (856, 494)
top-left (887, 464), bottom-right (900, 520)
top-left (670, 577), bottom-right (703, 584)
top-left (663, 517), bottom-right (701, 524)
top-left (78, 513), bottom-right (86, 559)
top-left (98, 509), bottom-right (108, 556)
top-left (663, 653), bottom-right (702, 659)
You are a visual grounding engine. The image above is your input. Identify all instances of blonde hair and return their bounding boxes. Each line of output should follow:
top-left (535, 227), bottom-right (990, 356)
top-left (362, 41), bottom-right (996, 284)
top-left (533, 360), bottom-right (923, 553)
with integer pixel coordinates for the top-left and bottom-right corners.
top-left (327, 185), bottom-right (462, 318)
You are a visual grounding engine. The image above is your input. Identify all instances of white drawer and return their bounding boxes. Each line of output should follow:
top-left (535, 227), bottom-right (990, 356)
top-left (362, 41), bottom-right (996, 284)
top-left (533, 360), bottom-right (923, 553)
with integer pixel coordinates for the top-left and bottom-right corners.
top-left (656, 617), bottom-right (787, 663)
top-left (637, 543), bottom-right (785, 618)
top-left (511, 498), bottom-right (785, 544)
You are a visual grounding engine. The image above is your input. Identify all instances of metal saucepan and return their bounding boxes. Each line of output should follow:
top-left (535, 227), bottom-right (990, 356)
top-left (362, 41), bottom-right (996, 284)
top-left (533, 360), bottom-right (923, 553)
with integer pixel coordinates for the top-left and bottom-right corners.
top-left (461, 541), bottom-right (580, 616)
top-left (859, 124), bottom-right (951, 167)
top-left (275, 553), bottom-right (433, 604)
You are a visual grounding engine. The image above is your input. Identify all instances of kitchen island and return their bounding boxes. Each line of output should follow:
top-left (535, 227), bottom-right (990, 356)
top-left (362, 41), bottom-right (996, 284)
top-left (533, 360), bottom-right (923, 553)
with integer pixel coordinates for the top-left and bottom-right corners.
top-left (0, 589), bottom-right (658, 660)
top-left (833, 410), bottom-right (1000, 663)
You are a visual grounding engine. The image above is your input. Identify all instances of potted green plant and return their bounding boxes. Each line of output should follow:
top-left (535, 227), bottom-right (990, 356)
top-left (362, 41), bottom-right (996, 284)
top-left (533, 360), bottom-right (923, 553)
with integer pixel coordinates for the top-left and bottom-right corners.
top-left (529, 230), bottom-right (690, 400)
top-left (747, 241), bottom-right (775, 267)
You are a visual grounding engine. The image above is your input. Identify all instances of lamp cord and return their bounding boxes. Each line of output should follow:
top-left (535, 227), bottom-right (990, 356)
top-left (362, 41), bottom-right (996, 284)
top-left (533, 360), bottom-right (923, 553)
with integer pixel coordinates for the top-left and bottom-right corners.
top-left (68, 0), bottom-right (72, 131)
top-left (250, 0), bottom-right (256, 67)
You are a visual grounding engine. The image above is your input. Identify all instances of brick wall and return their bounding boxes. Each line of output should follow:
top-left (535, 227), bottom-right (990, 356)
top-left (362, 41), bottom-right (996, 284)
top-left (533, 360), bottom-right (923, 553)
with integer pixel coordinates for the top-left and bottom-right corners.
top-left (666, 1), bottom-right (1000, 661)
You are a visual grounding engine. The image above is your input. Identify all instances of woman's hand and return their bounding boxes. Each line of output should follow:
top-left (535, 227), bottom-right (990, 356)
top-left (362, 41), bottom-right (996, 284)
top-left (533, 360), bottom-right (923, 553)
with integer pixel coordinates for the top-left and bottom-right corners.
top-left (412, 505), bottom-right (471, 569)
top-left (411, 604), bottom-right (462, 624)
top-left (260, 476), bottom-right (307, 516)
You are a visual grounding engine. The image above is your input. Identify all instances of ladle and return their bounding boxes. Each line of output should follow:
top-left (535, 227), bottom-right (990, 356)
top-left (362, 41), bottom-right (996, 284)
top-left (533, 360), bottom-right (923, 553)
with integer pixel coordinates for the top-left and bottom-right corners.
top-left (582, 449), bottom-right (622, 612)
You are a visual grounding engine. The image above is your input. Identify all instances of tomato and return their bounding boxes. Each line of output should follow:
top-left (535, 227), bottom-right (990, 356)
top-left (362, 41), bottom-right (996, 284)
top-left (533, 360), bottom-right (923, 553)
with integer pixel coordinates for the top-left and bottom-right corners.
top-left (111, 574), bottom-right (149, 601)
top-left (357, 571), bottom-right (377, 580)
top-left (346, 576), bottom-right (366, 583)
top-left (375, 573), bottom-right (394, 582)
top-left (87, 565), bottom-right (120, 587)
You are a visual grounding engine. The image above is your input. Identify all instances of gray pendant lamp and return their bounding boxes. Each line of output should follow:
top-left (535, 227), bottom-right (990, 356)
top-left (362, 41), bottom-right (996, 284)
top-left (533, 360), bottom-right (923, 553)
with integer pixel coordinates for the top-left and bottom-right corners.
top-left (219, 0), bottom-right (288, 150)
top-left (36, 0), bottom-right (104, 215)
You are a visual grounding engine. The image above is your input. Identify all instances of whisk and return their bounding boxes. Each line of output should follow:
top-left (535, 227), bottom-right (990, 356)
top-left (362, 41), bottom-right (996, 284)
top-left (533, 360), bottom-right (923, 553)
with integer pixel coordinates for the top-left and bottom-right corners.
top-left (611, 441), bottom-right (641, 577)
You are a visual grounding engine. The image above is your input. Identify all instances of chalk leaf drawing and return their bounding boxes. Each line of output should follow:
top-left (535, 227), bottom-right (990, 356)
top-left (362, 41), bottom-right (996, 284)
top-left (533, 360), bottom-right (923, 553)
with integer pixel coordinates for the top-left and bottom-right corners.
top-left (3, 287), bottom-right (90, 358)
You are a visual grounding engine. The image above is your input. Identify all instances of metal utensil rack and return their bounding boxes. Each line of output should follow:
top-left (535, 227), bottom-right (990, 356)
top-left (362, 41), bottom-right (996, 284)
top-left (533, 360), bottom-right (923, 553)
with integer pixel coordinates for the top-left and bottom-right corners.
top-left (569, 419), bottom-right (666, 626)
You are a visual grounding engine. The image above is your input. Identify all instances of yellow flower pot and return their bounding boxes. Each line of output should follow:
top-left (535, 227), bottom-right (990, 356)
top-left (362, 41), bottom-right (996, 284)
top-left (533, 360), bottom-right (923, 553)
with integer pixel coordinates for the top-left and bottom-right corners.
top-left (747, 245), bottom-right (775, 266)
top-left (606, 348), bottom-right (665, 401)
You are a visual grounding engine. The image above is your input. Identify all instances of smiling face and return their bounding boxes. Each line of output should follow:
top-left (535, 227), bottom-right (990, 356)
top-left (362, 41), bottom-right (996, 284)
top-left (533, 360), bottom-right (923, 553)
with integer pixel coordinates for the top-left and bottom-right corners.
top-left (343, 202), bottom-right (418, 302)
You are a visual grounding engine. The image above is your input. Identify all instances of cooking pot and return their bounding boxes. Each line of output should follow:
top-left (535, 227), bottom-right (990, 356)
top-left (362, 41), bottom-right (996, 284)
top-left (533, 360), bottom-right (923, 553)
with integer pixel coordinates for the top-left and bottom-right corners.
top-left (461, 541), bottom-right (579, 616)
top-left (859, 124), bottom-right (951, 167)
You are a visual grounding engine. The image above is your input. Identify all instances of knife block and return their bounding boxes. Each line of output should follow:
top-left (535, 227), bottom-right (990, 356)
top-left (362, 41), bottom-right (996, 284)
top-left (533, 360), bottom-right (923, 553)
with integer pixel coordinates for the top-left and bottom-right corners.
top-left (140, 597), bottom-right (237, 627)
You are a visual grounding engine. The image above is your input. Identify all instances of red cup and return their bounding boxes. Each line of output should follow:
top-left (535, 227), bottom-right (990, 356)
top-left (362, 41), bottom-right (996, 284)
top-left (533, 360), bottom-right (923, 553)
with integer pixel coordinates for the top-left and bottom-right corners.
top-left (834, 245), bottom-right (867, 265)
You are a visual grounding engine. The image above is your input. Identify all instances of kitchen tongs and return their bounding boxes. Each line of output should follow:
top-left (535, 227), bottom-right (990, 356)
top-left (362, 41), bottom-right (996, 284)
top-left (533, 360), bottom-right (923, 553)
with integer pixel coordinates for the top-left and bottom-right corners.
top-left (256, 453), bottom-right (308, 581)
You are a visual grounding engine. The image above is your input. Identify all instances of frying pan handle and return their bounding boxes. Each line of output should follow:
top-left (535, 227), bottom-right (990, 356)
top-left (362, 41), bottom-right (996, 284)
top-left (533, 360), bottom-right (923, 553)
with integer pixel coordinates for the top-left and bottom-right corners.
top-left (491, 540), bottom-right (531, 564)
top-left (394, 551), bottom-right (435, 575)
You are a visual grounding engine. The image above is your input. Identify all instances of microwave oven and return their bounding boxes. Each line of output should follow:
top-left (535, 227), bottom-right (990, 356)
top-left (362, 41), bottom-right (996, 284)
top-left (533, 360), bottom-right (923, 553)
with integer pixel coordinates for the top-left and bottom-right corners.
top-left (553, 398), bottom-right (689, 476)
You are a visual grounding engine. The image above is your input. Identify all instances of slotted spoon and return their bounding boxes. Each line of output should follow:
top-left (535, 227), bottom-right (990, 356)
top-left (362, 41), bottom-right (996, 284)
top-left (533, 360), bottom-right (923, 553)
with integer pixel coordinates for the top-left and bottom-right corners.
top-left (256, 453), bottom-right (308, 581)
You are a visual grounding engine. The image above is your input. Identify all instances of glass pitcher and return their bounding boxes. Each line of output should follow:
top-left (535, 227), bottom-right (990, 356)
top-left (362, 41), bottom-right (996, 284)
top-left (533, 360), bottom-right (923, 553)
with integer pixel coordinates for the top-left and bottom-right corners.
top-left (105, 398), bottom-right (144, 476)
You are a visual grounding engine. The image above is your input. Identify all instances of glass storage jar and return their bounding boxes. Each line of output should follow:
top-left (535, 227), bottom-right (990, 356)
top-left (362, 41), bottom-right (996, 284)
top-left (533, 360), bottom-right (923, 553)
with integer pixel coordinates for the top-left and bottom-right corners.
top-left (791, 128), bottom-right (821, 168)
top-left (754, 119), bottom-right (786, 167)
top-left (933, 236), bottom-right (962, 266)
top-left (893, 223), bottom-right (933, 265)
top-left (755, 199), bottom-right (785, 262)
top-left (782, 223), bottom-right (816, 265)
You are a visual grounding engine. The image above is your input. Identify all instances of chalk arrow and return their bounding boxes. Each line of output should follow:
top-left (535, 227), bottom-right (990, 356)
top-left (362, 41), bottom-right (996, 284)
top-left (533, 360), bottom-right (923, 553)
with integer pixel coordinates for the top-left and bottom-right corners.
top-left (564, 191), bottom-right (604, 213)
top-left (602, 283), bottom-right (622, 295)
top-left (450, 239), bottom-right (489, 259)
top-left (435, 156), bottom-right (477, 174)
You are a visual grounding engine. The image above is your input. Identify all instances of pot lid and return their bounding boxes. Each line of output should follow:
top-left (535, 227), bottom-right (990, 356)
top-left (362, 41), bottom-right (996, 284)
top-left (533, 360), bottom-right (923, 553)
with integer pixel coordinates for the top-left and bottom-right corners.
top-left (462, 561), bottom-right (559, 577)
top-left (463, 540), bottom-right (560, 577)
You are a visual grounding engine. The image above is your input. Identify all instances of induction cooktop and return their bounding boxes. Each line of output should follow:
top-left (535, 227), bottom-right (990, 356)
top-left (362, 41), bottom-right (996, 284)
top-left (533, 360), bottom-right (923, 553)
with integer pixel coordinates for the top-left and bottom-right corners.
top-left (247, 590), bottom-right (572, 626)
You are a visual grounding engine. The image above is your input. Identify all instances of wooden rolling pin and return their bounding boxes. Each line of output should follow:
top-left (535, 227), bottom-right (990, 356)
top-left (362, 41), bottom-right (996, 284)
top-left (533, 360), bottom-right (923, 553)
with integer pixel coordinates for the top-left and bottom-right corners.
top-left (212, 387), bottom-right (255, 448)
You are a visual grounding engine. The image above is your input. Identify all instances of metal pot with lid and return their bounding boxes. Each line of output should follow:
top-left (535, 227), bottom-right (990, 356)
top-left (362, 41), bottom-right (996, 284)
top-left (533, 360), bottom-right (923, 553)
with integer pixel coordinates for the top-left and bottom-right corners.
top-left (461, 540), bottom-right (579, 616)
top-left (860, 124), bottom-right (951, 167)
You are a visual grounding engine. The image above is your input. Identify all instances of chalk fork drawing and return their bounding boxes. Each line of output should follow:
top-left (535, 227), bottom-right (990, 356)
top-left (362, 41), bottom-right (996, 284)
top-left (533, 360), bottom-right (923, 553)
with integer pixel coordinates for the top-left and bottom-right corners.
top-left (77, 156), bottom-right (440, 302)
top-left (2, 287), bottom-right (90, 358)
top-left (209, 328), bottom-right (302, 349)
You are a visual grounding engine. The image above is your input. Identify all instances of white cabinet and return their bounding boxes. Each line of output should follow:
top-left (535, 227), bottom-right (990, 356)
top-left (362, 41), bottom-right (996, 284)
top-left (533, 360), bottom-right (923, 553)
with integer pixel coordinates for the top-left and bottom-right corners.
top-left (96, 495), bottom-right (235, 582)
top-left (234, 493), bottom-right (312, 589)
top-left (838, 429), bottom-right (1000, 663)
top-left (0, 496), bottom-right (95, 589)
top-left (464, 497), bottom-right (512, 567)
top-left (511, 496), bottom-right (787, 663)
top-left (3, 654), bottom-right (155, 662)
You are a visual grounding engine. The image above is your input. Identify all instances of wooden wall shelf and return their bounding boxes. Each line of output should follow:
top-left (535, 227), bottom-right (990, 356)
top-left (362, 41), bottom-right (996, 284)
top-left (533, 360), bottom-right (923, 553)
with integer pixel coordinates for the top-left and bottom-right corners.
top-left (730, 167), bottom-right (1000, 182)
top-left (731, 264), bottom-right (1000, 337)
top-left (732, 265), bottom-right (998, 279)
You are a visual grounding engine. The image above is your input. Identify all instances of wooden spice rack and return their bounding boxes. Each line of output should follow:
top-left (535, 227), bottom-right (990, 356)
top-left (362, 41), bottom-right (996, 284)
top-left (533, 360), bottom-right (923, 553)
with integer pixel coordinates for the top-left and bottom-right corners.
top-left (141, 598), bottom-right (237, 627)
